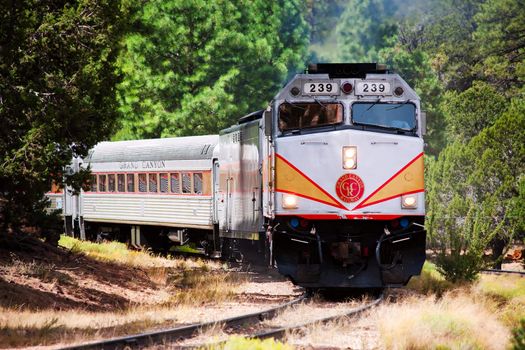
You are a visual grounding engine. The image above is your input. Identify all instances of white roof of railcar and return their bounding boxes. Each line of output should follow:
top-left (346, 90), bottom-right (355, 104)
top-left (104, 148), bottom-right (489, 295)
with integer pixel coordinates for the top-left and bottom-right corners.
top-left (86, 135), bottom-right (219, 163)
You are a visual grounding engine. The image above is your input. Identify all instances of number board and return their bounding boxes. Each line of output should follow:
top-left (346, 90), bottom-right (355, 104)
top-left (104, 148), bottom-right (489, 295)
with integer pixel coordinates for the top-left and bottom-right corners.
top-left (355, 81), bottom-right (391, 95)
top-left (303, 82), bottom-right (339, 95)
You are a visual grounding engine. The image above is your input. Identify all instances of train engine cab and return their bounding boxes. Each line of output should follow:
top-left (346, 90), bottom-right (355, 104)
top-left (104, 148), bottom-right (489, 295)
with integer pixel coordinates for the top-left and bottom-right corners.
top-left (269, 64), bottom-right (427, 288)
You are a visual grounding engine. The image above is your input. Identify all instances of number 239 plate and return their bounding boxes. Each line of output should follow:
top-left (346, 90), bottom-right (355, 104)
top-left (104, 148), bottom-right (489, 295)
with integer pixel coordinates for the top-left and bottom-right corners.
top-left (355, 81), bottom-right (391, 95)
top-left (303, 82), bottom-right (339, 95)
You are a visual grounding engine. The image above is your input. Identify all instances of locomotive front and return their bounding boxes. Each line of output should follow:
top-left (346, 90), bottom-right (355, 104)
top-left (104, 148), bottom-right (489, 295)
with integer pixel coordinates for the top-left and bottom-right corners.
top-left (269, 64), bottom-right (426, 289)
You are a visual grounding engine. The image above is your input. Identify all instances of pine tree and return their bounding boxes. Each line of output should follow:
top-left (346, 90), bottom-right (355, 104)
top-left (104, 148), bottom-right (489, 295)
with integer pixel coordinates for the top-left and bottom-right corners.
top-left (0, 0), bottom-right (128, 235)
top-left (115, 0), bottom-right (309, 140)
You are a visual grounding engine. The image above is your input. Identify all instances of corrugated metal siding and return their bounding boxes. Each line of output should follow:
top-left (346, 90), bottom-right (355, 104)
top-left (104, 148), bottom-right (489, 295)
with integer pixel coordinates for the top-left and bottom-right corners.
top-left (86, 135), bottom-right (219, 163)
top-left (82, 194), bottom-right (213, 227)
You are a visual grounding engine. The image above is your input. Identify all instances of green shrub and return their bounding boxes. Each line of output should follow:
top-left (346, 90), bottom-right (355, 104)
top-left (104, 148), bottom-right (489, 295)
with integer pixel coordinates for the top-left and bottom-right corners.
top-left (407, 262), bottom-right (454, 296)
top-left (512, 319), bottom-right (525, 350)
top-left (435, 252), bottom-right (482, 283)
top-left (431, 194), bottom-right (502, 283)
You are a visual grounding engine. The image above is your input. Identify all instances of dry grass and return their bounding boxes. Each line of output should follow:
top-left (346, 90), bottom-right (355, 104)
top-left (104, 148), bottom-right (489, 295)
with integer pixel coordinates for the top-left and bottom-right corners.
top-left (376, 291), bottom-right (510, 350)
top-left (0, 236), bottom-right (242, 347)
top-left (167, 268), bottom-right (240, 305)
top-left (59, 235), bottom-right (222, 270)
top-left (407, 261), bottom-right (455, 296)
top-left (475, 274), bottom-right (525, 327)
top-left (285, 271), bottom-right (525, 350)
top-left (285, 315), bottom-right (380, 349)
top-left (265, 295), bottom-right (367, 328)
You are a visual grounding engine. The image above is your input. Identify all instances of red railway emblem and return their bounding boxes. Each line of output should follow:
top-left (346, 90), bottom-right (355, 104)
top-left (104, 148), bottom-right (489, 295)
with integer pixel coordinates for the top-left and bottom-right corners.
top-left (336, 174), bottom-right (365, 203)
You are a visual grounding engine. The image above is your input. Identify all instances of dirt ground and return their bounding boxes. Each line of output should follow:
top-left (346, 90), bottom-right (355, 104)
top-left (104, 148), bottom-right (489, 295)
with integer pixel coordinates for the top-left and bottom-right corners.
top-left (0, 235), bottom-right (170, 311)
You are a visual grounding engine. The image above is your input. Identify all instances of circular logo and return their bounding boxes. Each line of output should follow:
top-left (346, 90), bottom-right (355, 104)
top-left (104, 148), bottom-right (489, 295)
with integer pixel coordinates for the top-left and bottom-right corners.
top-left (336, 174), bottom-right (365, 203)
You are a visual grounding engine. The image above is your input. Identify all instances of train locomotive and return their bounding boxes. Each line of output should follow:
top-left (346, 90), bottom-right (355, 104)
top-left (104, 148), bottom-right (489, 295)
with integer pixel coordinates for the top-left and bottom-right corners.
top-left (50, 63), bottom-right (427, 289)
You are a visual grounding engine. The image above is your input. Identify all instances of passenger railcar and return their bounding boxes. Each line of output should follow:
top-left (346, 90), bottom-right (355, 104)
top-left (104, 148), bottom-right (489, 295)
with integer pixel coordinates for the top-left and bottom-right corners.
top-left (52, 63), bottom-right (427, 289)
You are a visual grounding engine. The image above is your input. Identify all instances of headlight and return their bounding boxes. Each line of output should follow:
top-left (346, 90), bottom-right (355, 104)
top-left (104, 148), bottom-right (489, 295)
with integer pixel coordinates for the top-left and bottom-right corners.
top-left (401, 194), bottom-right (418, 209)
top-left (282, 194), bottom-right (298, 209)
top-left (343, 146), bottom-right (357, 169)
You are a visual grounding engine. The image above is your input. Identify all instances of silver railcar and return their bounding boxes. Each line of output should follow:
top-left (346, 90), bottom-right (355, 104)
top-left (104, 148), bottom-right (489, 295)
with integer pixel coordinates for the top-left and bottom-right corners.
top-left (62, 135), bottom-right (220, 251)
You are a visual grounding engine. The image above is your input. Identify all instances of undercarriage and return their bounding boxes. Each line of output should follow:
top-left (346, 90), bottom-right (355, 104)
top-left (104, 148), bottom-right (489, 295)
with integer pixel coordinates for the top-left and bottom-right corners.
top-left (272, 217), bottom-right (426, 289)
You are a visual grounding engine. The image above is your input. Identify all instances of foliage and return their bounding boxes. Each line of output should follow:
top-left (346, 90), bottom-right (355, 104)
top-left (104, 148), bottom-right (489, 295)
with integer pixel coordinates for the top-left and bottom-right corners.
top-left (417, 0), bottom-right (483, 91)
top-left (0, 0), bottom-right (128, 232)
top-left (407, 262), bottom-right (454, 296)
top-left (306, 0), bottom-right (349, 62)
top-left (335, 0), bottom-right (398, 63)
top-left (442, 81), bottom-right (507, 143)
top-left (513, 319), bottom-right (525, 350)
top-left (212, 336), bottom-right (293, 350)
top-left (115, 0), bottom-right (309, 140)
top-left (428, 99), bottom-right (525, 280)
top-left (473, 0), bottom-right (525, 95)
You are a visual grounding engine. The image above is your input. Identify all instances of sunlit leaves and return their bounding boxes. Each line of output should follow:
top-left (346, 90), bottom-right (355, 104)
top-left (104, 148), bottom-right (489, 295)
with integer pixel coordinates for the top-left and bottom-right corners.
top-left (115, 0), bottom-right (309, 140)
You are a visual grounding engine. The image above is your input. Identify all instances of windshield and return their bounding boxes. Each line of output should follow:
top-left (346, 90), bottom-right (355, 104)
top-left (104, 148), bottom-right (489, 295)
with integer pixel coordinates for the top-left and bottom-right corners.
top-left (279, 102), bottom-right (343, 131)
top-left (352, 102), bottom-right (416, 131)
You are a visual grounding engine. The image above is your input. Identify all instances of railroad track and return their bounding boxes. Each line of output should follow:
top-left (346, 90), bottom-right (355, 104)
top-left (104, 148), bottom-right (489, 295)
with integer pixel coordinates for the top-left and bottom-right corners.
top-left (60, 292), bottom-right (383, 350)
top-left (59, 294), bottom-right (306, 350)
top-left (187, 292), bottom-right (384, 349)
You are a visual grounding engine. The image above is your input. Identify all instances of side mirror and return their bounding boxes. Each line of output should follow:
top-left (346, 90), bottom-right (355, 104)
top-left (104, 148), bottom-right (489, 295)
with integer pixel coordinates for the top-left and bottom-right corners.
top-left (264, 109), bottom-right (272, 137)
top-left (420, 111), bottom-right (427, 136)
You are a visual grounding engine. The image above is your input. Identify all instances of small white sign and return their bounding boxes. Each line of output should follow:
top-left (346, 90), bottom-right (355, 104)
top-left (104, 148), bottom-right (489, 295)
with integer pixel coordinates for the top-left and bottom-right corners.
top-left (303, 82), bottom-right (340, 95)
top-left (56, 198), bottom-right (63, 209)
top-left (355, 81), bottom-right (391, 95)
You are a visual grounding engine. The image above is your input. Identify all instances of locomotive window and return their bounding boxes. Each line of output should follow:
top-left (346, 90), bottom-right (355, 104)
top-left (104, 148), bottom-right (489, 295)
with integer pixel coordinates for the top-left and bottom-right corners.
top-left (352, 102), bottom-right (416, 131)
top-left (279, 102), bottom-right (343, 131)
top-left (160, 173), bottom-right (168, 193)
top-left (127, 174), bottom-right (135, 192)
top-left (117, 174), bottom-right (125, 192)
top-left (108, 174), bottom-right (116, 192)
top-left (138, 174), bottom-right (147, 192)
top-left (193, 173), bottom-right (203, 194)
top-left (90, 175), bottom-right (97, 192)
top-left (182, 173), bottom-right (191, 194)
top-left (148, 173), bottom-right (158, 193)
top-left (98, 174), bottom-right (107, 192)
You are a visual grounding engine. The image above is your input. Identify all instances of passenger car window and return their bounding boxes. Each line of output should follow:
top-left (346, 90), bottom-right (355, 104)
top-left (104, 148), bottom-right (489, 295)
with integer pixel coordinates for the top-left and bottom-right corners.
top-left (160, 173), bottom-right (168, 193)
top-left (90, 175), bottom-right (97, 192)
top-left (138, 174), bottom-right (147, 193)
top-left (148, 173), bottom-right (158, 192)
top-left (117, 174), bottom-right (125, 192)
top-left (98, 174), bottom-right (107, 192)
top-left (127, 174), bottom-right (135, 192)
top-left (193, 173), bottom-right (203, 194)
top-left (108, 174), bottom-right (116, 192)
top-left (170, 173), bottom-right (180, 194)
top-left (182, 173), bottom-right (191, 194)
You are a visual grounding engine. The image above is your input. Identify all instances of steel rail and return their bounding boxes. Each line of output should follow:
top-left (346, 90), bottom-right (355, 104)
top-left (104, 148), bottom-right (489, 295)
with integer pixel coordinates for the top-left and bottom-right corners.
top-left (253, 293), bottom-right (384, 340)
top-left (481, 268), bottom-right (525, 276)
top-left (58, 294), bottom-right (307, 350)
